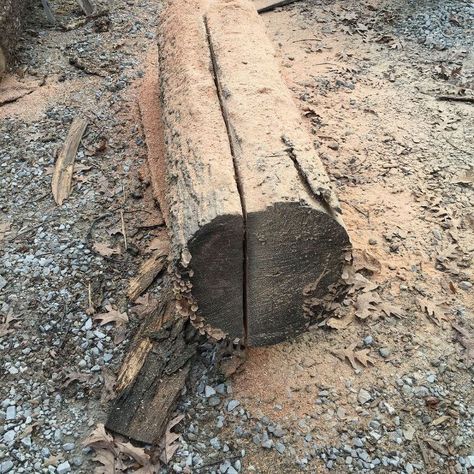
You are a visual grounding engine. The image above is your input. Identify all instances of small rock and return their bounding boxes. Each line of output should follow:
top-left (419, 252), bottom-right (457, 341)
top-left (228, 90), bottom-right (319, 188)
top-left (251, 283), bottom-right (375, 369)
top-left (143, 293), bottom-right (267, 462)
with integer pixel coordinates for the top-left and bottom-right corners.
top-left (358, 389), bottom-right (372, 404)
top-left (57, 461), bottom-right (71, 474)
top-left (208, 396), bottom-right (220, 407)
top-left (379, 348), bottom-right (391, 358)
top-left (261, 439), bottom-right (273, 449)
top-left (3, 430), bottom-right (15, 444)
top-left (0, 460), bottom-right (14, 473)
top-left (364, 336), bottom-right (374, 346)
top-left (63, 442), bottom-right (75, 452)
top-left (328, 142), bottom-right (339, 151)
top-left (227, 400), bottom-right (240, 412)
top-left (275, 442), bottom-right (285, 454)
top-left (459, 281), bottom-right (472, 291)
top-left (205, 386), bottom-right (216, 398)
top-left (5, 406), bottom-right (16, 420)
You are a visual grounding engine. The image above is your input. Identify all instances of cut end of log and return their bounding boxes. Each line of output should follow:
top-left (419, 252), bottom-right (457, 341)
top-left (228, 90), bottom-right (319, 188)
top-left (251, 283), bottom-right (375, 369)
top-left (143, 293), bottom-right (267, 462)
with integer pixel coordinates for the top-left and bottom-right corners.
top-left (246, 202), bottom-right (350, 346)
top-left (187, 214), bottom-right (245, 341)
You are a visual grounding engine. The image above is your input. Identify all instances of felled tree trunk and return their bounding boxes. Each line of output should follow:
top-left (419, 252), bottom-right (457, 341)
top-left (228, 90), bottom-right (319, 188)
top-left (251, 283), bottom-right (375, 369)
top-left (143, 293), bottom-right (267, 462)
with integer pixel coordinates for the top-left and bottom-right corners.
top-left (155, 0), bottom-right (246, 342)
top-left (0, 0), bottom-right (29, 77)
top-left (154, 0), bottom-right (351, 346)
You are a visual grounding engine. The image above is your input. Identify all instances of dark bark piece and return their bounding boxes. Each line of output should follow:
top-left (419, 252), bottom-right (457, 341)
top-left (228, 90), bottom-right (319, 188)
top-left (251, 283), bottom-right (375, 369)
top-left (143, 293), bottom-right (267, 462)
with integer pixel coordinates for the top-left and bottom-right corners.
top-left (155, 0), bottom-right (245, 341)
top-left (206, 0), bottom-right (351, 346)
top-left (0, 0), bottom-right (30, 77)
top-left (106, 294), bottom-right (198, 444)
top-left (254, 0), bottom-right (302, 14)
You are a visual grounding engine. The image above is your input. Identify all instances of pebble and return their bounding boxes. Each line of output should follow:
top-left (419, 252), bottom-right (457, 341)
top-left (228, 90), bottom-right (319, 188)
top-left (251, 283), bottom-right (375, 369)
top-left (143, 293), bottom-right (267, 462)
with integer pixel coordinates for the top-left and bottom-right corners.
top-left (275, 441), bottom-right (286, 454)
top-left (364, 335), bottom-right (374, 346)
top-left (227, 400), bottom-right (240, 412)
top-left (0, 461), bottom-right (13, 473)
top-left (5, 406), bottom-right (16, 420)
top-left (358, 389), bottom-right (372, 404)
top-left (379, 348), bottom-right (391, 358)
top-left (3, 430), bottom-right (15, 444)
top-left (56, 461), bottom-right (71, 474)
top-left (205, 386), bottom-right (216, 398)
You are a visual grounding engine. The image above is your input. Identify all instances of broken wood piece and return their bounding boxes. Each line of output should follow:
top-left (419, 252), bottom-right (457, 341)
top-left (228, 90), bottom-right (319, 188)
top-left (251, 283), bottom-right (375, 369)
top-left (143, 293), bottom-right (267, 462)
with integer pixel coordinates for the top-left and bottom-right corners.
top-left (156, 0), bottom-right (245, 340)
top-left (127, 240), bottom-right (169, 301)
top-left (436, 95), bottom-right (474, 104)
top-left (106, 291), bottom-right (198, 444)
top-left (0, 0), bottom-right (31, 78)
top-left (254, 0), bottom-right (302, 14)
top-left (76, 0), bottom-right (95, 16)
top-left (51, 118), bottom-right (88, 205)
top-left (206, 0), bottom-right (350, 345)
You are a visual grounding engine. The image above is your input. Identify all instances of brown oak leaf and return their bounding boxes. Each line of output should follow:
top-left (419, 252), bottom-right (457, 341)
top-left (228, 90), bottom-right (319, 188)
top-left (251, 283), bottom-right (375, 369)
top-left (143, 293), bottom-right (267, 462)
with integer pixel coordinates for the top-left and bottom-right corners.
top-left (355, 292), bottom-right (381, 319)
top-left (93, 242), bottom-right (121, 257)
top-left (94, 305), bottom-right (128, 327)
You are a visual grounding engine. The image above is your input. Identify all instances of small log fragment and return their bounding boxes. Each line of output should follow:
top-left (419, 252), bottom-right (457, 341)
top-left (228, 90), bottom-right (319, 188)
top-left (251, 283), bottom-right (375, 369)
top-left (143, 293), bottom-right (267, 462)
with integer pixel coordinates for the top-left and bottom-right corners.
top-left (156, 0), bottom-right (245, 340)
top-left (206, 0), bottom-right (351, 345)
top-left (0, 0), bottom-right (30, 77)
top-left (106, 292), bottom-right (198, 444)
top-left (51, 118), bottom-right (88, 205)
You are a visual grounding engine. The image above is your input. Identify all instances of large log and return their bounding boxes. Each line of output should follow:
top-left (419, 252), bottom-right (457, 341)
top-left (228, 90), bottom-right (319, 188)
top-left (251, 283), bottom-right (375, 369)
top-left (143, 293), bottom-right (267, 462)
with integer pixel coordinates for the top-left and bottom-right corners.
top-left (0, 0), bottom-right (29, 78)
top-left (206, 0), bottom-right (350, 345)
top-left (154, 0), bottom-right (350, 346)
top-left (155, 0), bottom-right (245, 341)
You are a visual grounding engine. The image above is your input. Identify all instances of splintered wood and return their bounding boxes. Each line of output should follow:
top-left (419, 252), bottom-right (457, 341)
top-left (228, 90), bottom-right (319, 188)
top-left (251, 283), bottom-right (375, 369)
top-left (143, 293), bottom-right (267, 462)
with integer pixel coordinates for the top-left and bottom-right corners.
top-left (106, 292), bottom-right (198, 444)
top-left (51, 118), bottom-right (88, 205)
top-left (153, 0), bottom-right (351, 346)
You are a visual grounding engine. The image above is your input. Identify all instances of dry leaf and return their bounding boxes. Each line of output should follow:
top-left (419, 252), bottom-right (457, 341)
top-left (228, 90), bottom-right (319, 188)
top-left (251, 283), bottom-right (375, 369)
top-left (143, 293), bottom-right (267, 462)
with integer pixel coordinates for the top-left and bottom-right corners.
top-left (355, 292), bottom-right (381, 319)
top-left (342, 266), bottom-right (378, 293)
top-left (339, 342), bottom-right (376, 370)
top-left (379, 302), bottom-right (405, 318)
top-left (452, 323), bottom-right (474, 367)
top-left (115, 442), bottom-right (150, 466)
top-left (83, 424), bottom-right (114, 450)
top-left (0, 222), bottom-right (11, 243)
top-left (100, 368), bottom-right (116, 404)
top-left (417, 298), bottom-right (447, 326)
top-left (160, 415), bottom-right (184, 464)
top-left (326, 315), bottom-right (354, 330)
top-left (94, 305), bottom-right (128, 327)
top-left (0, 312), bottom-right (15, 337)
top-left (63, 370), bottom-right (95, 388)
top-left (93, 242), bottom-right (121, 257)
top-left (353, 249), bottom-right (382, 274)
top-left (132, 293), bottom-right (160, 318)
top-left (148, 237), bottom-right (170, 256)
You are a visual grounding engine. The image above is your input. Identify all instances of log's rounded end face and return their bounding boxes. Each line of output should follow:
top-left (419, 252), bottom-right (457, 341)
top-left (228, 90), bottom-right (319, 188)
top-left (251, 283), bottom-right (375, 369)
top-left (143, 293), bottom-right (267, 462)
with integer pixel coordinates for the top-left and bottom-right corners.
top-left (246, 202), bottom-right (351, 347)
top-left (188, 214), bottom-right (245, 341)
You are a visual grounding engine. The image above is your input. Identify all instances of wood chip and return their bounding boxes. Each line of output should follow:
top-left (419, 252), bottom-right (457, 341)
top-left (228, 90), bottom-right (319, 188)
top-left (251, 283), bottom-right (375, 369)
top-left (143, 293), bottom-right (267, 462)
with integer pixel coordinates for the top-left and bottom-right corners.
top-left (127, 243), bottom-right (169, 301)
top-left (51, 118), bottom-right (88, 205)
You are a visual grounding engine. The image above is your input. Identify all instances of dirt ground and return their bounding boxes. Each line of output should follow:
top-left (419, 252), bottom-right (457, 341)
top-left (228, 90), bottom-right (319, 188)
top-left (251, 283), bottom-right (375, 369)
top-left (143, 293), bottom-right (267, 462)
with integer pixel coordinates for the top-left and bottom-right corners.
top-left (0, 0), bottom-right (473, 473)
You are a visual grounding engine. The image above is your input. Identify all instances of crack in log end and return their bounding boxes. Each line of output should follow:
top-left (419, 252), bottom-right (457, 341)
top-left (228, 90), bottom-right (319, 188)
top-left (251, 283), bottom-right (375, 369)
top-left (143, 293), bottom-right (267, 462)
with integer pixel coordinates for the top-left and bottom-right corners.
top-left (204, 16), bottom-right (249, 345)
top-left (282, 135), bottom-right (342, 215)
top-left (246, 202), bottom-right (351, 346)
top-left (187, 214), bottom-right (245, 341)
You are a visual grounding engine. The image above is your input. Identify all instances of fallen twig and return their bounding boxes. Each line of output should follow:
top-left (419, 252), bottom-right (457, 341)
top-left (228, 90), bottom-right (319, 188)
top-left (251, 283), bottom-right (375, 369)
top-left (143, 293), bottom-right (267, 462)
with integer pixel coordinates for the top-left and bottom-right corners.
top-left (437, 95), bottom-right (474, 104)
top-left (257, 0), bottom-right (303, 14)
